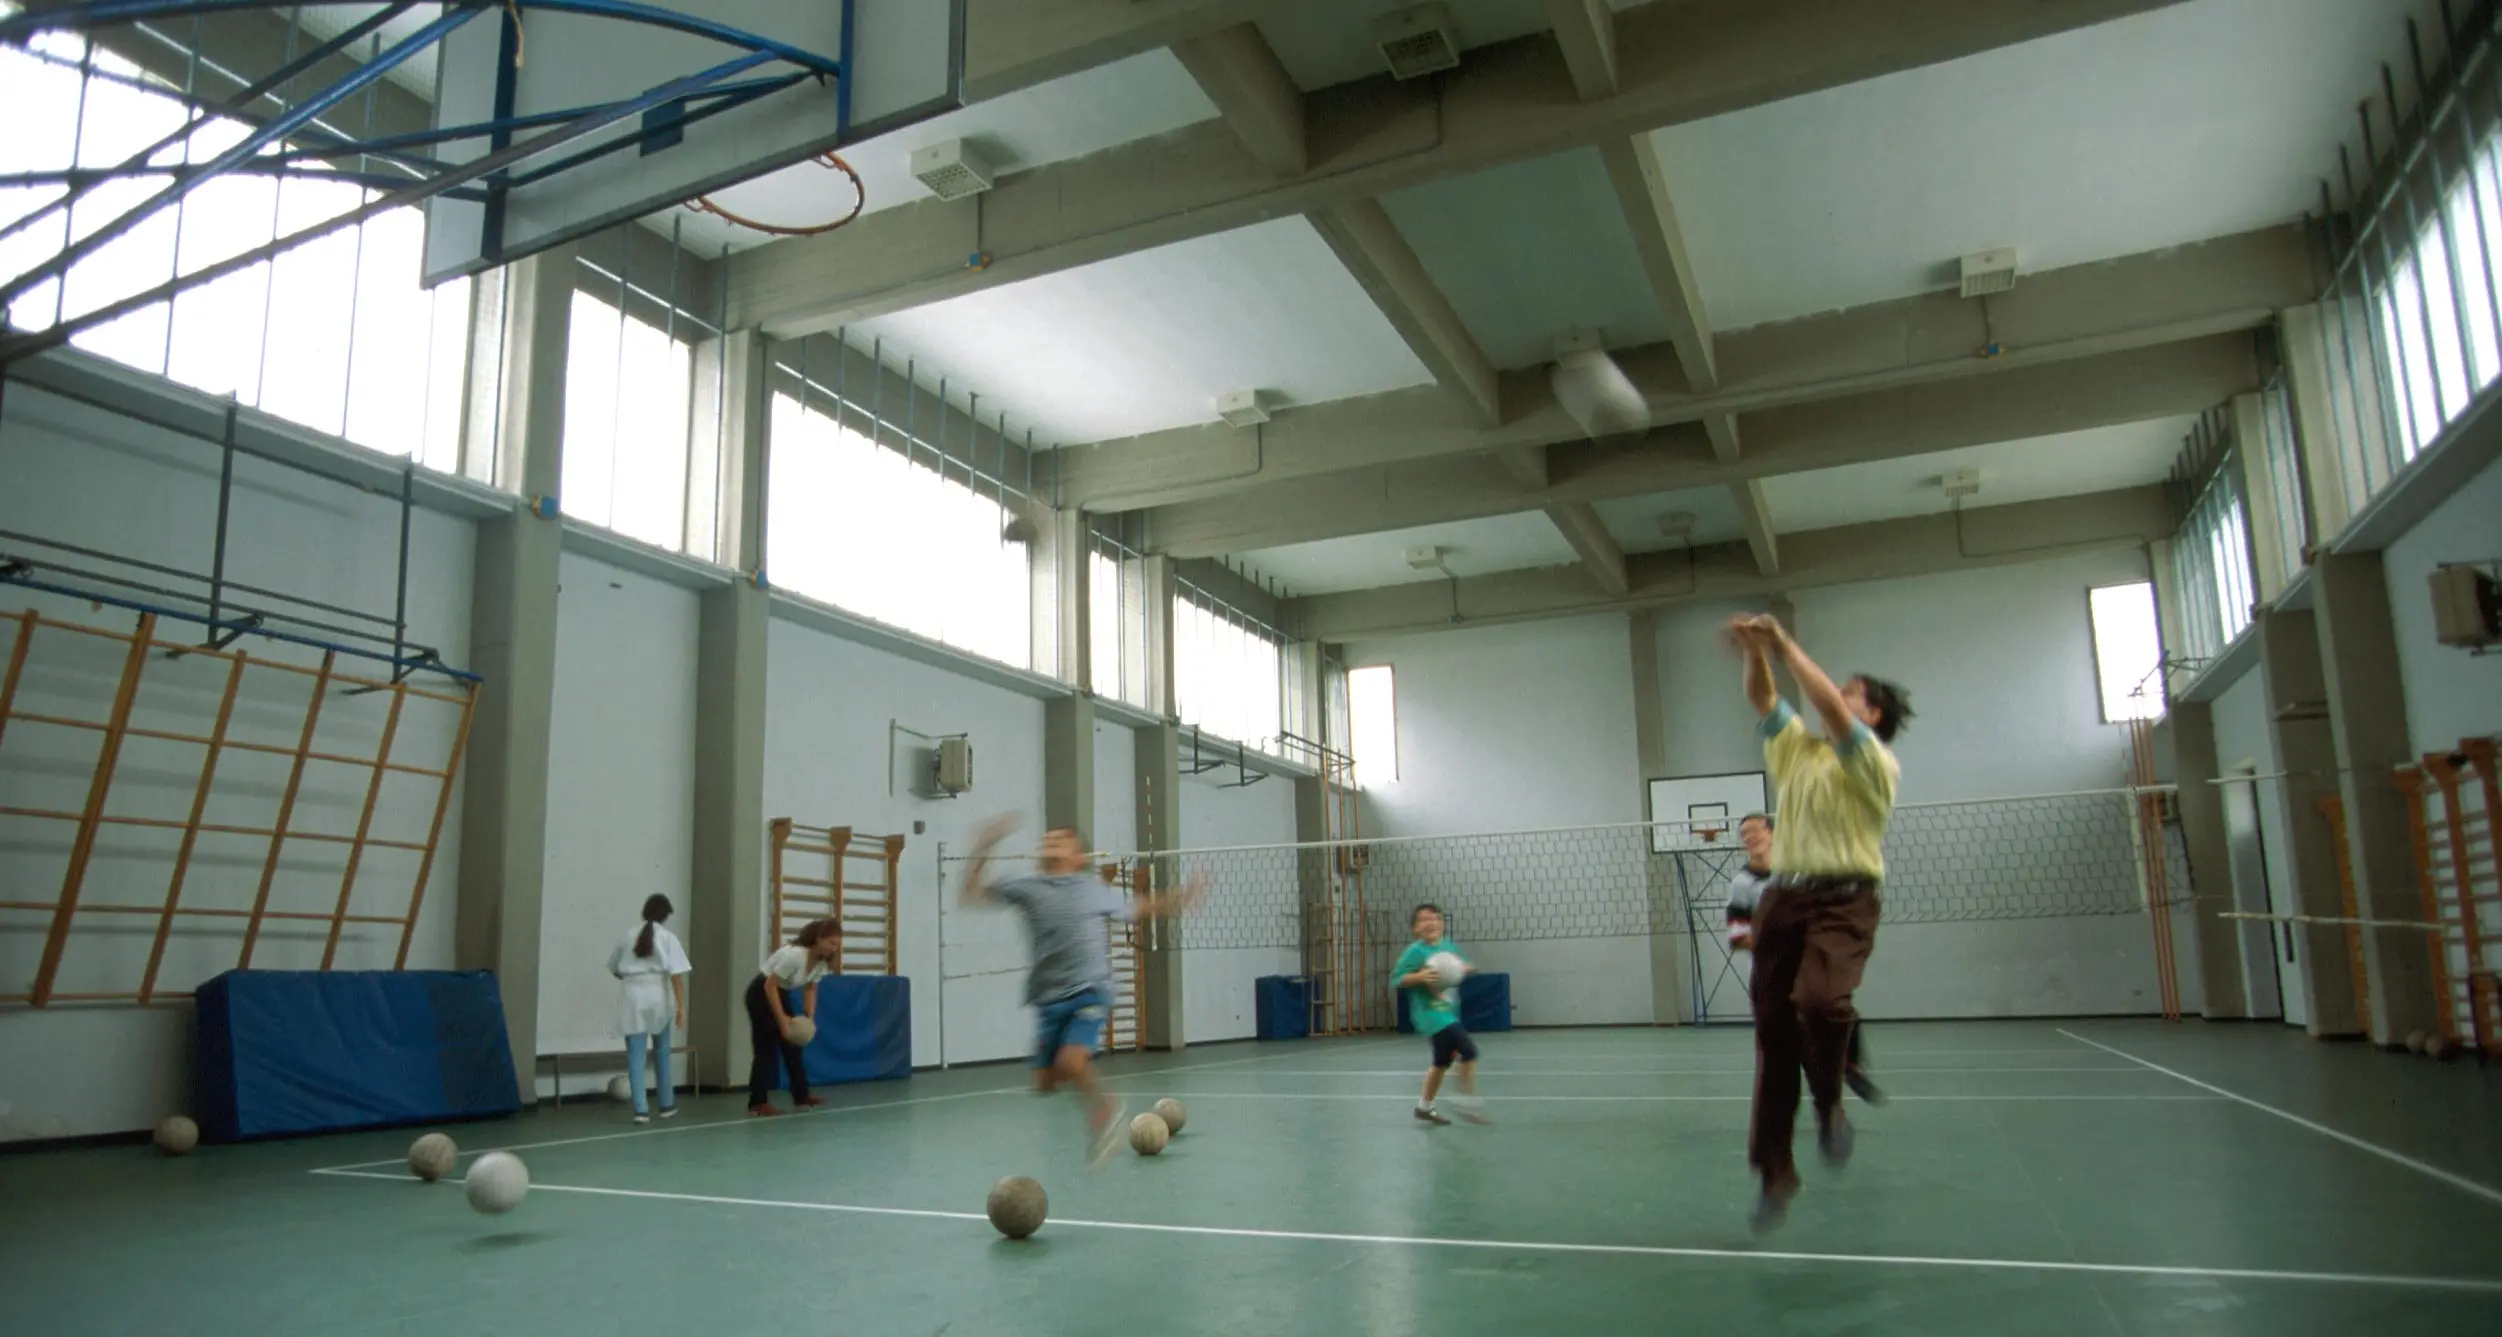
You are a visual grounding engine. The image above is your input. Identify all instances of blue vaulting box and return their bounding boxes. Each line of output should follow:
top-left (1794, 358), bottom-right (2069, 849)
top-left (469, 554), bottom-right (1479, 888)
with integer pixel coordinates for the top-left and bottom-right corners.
top-left (193, 969), bottom-right (522, 1141)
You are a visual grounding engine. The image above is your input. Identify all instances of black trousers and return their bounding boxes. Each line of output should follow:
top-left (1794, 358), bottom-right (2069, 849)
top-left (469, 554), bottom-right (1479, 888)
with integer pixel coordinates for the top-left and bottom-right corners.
top-left (745, 975), bottom-right (810, 1108)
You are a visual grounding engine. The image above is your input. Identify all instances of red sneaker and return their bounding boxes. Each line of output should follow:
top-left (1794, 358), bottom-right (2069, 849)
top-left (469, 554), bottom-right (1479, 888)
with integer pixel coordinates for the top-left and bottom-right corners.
top-left (748, 1104), bottom-right (782, 1117)
top-left (795, 1096), bottom-right (827, 1109)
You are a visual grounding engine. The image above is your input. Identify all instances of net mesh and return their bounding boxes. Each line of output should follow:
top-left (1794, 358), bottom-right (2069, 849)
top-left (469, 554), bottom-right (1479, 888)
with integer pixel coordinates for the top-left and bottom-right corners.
top-left (1090, 789), bottom-right (2192, 952)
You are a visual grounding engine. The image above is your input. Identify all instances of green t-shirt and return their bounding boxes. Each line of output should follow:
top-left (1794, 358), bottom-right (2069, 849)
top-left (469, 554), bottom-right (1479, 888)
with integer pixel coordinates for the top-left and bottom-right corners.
top-left (1391, 938), bottom-right (1466, 1035)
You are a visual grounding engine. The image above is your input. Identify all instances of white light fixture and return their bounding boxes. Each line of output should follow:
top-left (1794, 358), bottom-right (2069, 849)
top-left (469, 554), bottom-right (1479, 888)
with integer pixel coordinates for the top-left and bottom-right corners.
top-left (1215, 389), bottom-right (1271, 428)
top-left (1404, 544), bottom-right (1448, 571)
top-left (1374, 4), bottom-right (1461, 80)
top-left (1958, 247), bottom-right (2018, 298)
top-left (1939, 468), bottom-right (1984, 500)
top-left (1550, 330), bottom-right (1649, 440)
top-left (910, 139), bottom-right (996, 201)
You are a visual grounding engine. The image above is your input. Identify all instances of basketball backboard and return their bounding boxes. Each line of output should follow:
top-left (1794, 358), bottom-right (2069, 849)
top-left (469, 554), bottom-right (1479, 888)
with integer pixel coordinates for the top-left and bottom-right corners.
top-left (422, 0), bottom-right (962, 284)
top-left (1647, 772), bottom-right (1768, 855)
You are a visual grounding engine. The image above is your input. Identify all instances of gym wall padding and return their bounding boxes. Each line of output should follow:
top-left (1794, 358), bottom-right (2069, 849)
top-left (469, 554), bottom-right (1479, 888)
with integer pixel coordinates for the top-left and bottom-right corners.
top-left (1393, 973), bottom-right (1514, 1034)
top-left (776, 975), bottom-right (911, 1090)
top-left (1255, 974), bottom-right (1311, 1040)
top-left (193, 970), bottom-right (522, 1141)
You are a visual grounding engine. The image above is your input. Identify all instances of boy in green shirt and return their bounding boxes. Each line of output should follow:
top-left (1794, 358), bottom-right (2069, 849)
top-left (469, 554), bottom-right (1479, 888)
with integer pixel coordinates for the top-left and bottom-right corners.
top-left (1391, 903), bottom-right (1489, 1126)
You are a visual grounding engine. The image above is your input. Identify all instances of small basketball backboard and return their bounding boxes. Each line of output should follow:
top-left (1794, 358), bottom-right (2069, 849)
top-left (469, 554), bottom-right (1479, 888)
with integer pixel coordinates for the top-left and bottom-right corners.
top-left (1647, 772), bottom-right (1768, 855)
top-left (422, 0), bottom-right (963, 284)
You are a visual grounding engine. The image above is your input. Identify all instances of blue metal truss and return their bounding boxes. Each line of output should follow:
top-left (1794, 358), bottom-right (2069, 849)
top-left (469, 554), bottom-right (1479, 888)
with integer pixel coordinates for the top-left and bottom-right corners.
top-left (0, 0), bottom-right (856, 366)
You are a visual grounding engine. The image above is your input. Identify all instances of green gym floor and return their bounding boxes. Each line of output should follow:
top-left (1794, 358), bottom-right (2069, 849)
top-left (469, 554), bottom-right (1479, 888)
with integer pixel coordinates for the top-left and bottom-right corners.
top-left (4, 1021), bottom-right (2501, 1336)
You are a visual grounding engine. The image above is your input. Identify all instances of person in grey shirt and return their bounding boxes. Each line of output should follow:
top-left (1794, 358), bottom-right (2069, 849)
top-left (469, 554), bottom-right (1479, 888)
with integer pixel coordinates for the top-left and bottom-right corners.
top-left (962, 814), bottom-right (1205, 1165)
top-left (1728, 813), bottom-right (1881, 1106)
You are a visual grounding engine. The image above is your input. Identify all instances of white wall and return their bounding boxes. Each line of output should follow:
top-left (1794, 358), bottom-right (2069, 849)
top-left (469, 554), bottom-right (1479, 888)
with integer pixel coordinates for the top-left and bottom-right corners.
top-left (0, 386), bottom-right (474, 1138)
top-left (761, 616), bottom-right (1047, 1069)
top-left (1347, 615), bottom-right (1654, 1026)
top-left (1176, 763), bottom-right (1299, 1042)
top-left (2383, 449), bottom-right (2502, 757)
top-left (534, 552), bottom-right (699, 1092)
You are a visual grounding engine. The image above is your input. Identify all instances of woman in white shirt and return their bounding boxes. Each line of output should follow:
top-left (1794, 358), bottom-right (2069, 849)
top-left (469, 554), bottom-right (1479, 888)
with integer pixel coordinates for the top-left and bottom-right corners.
top-left (607, 894), bottom-right (691, 1124)
top-left (745, 918), bottom-right (841, 1117)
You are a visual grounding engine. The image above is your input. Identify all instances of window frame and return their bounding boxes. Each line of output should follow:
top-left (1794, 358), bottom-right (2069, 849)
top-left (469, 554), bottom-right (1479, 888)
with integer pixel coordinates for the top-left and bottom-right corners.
top-left (1346, 662), bottom-right (1399, 787)
top-left (2084, 581), bottom-right (2165, 725)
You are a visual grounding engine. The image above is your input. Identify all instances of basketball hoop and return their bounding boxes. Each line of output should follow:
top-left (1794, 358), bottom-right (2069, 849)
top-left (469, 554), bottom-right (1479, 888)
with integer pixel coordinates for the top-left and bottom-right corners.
top-left (1697, 826), bottom-right (1725, 844)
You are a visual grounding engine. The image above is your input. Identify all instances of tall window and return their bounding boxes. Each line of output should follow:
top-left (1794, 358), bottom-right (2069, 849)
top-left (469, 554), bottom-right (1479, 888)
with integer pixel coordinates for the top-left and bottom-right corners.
top-left (1347, 664), bottom-right (1398, 786)
top-left (1172, 584), bottom-right (1283, 753)
top-left (2169, 461), bottom-right (2257, 667)
top-left (1088, 534), bottom-right (1149, 708)
top-left (2086, 583), bottom-right (2163, 723)
top-left (562, 288), bottom-right (697, 550)
top-left (766, 385), bottom-right (1033, 670)
top-left (0, 26), bottom-right (473, 476)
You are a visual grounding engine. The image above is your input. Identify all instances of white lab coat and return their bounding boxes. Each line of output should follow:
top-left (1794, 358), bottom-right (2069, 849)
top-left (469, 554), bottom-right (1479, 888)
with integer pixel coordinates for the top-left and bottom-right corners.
top-left (609, 923), bottom-right (691, 1037)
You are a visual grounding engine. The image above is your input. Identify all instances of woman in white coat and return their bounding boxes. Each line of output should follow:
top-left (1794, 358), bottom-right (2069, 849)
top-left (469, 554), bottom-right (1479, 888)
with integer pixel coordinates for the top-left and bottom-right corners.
top-left (608, 894), bottom-right (691, 1124)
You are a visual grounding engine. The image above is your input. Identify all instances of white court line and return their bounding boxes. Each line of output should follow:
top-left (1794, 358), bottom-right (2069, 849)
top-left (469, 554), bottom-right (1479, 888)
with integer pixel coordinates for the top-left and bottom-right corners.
top-left (306, 1040), bottom-right (1403, 1174)
top-left (1125, 1076), bottom-right (2141, 1086)
top-left (305, 1172), bottom-right (2502, 1295)
top-left (2057, 1029), bottom-right (2502, 1210)
top-left (1137, 1092), bottom-right (2224, 1103)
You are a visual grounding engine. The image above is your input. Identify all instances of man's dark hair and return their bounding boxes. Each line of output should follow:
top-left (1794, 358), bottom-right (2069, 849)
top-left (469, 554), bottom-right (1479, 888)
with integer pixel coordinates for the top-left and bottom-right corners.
top-left (1046, 823), bottom-right (1089, 853)
top-left (1410, 902), bottom-right (1444, 924)
top-left (1853, 675), bottom-right (1913, 743)
top-left (1738, 812), bottom-right (1773, 832)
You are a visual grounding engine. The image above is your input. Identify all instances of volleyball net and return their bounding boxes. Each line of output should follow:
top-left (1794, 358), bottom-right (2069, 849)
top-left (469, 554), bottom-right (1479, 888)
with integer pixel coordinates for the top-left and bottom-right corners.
top-left (1105, 787), bottom-right (2193, 954)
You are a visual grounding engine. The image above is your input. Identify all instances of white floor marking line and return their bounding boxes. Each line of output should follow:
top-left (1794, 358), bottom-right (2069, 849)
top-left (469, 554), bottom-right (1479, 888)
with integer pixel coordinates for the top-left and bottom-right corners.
top-left (307, 1173), bottom-right (2502, 1295)
top-left (1140, 1076), bottom-right (2151, 1086)
top-left (2056, 1029), bottom-right (2502, 1210)
top-left (305, 1040), bottom-right (1401, 1174)
top-left (1137, 1092), bottom-right (2224, 1103)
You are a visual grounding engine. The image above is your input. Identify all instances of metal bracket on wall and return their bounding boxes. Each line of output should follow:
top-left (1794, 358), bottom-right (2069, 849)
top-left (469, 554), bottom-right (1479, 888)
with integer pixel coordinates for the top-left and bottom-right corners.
top-left (1183, 725), bottom-right (1267, 788)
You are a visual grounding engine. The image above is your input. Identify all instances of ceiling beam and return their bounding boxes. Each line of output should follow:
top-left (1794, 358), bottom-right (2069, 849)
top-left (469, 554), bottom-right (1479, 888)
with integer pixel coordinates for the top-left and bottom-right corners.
top-left (1492, 445), bottom-right (1549, 490)
top-left (1172, 22), bottom-right (1307, 176)
top-left (1298, 485), bottom-right (2171, 641)
top-left (1600, 134), bottom-right (1716, 392)
top-left (1306, 199), bottom-right (1501, 422)
top-left (729, 0), bottom-right (2194, 335)
top-left (1734, 479), bottom-right (1780, 575)
top-left (1144, 332), bottom-right (2254, 556)
top-left (1543, 501), bottom-right (1631, 595)
top-left (1056, 224), bottom-right (2307, 511)
top-left (964, 0), bottom-right (1304, 102)
top-left (1545, 0), bottom-right (1619, 101)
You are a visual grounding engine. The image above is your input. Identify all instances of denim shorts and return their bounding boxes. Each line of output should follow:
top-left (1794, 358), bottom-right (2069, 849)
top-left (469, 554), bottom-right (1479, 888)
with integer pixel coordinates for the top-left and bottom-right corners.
top-left (1032, 986), bottom-right (1111, 1067)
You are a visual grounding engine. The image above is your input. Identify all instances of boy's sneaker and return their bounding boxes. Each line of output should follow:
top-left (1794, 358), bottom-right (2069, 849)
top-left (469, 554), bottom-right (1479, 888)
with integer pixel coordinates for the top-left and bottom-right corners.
top-left (657, 1106), bottom-right (679, 1120)
top-left (1413, 1104), bottom-right (1451, 1125)
top-left (1090, 1099), bottom-right (1129, 1166)
top-left (1818, 1110), bottom-right (1855, 1166)
top-left (1750, 1174), bottom-right (1801, 1236)
top-left (1845, 1065), bottom-right (1887, 1106)
top-left (632, 1113), bottom-right (651, 1126)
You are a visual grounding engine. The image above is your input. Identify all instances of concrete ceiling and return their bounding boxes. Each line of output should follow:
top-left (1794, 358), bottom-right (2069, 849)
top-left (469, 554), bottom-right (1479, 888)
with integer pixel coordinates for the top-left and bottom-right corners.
top-left (1590, 484), bottom-right (1748, 553)
top-left (1760, 417), bottom-right (2197, 534)
top-left (1238, 510), bottom-right (1581, 596)
top-left (1256, 0), bottom-right (1559, 92)
top-left (1649, 0), bottom-right (2440, 331)
top-left (848, 216), bottom-right (1433, 445)
top-left (1381, 148), bottom-right (1674, 369)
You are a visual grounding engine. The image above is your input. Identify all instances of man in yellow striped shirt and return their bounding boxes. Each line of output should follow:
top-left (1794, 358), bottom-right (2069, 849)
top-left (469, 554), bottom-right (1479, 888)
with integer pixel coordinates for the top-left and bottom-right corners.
top-left (1726, 613), bottom-right (1910, 1234)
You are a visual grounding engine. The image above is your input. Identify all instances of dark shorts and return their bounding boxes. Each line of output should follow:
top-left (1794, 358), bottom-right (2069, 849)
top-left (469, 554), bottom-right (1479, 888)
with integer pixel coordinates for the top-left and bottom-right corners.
top-left (1032, 986), bottom-right (1111, 1067)
top-left (1429, 1025), bottom-right (1479, 1069)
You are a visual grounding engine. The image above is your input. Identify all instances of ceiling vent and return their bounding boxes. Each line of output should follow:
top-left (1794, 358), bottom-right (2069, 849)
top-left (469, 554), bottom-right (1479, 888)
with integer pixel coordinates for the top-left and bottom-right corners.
top-left (1550, 330), bottom-right (1650, 440)
top-left (1655, 511), bottom-right (1698, 541)
top-left (1374, 4), bottom-right (1462, 80)
top-left (910, 139), bottom-right (995, 201)
top-left (1215, 389), bottom-right (1271, 428)
top-left (1939, 468), bottom-right (1984, 500)
top-left (1958, 247), bottom-right (2018, 298)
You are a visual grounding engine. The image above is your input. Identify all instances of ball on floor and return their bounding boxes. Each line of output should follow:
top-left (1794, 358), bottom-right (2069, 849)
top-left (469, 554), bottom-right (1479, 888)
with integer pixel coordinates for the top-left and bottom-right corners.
top-left (408, 1133), bottom-right (458, 1181)
top-left (784, 1015), bottom-right (817, 1047)
top-left (465, 1151), bottom-right (529, 1214)
top-left (606, 1075), bottom-right (633, 1103)
top-left (2405, 1030), bottom-right (2429, 1053)
top-left (1129, 1111), bottom-right (1170, 1157)
top-left (2426, 1034), bottom-right (2459, 1061)
top-left (153, 1116), bottom-right (197, 1156)
top-left (1153, 1097), bottom-right (1187, 1135)
top-left (986, 1175), bottom-right (1047, 1239)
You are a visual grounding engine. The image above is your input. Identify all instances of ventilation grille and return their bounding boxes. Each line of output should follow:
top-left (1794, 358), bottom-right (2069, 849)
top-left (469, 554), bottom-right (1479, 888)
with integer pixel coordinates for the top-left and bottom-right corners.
top-left (1375, 5), bottom-right (1461, 80)
top-left (1940, 469), bottom-right (1984, 500)
top-left (910, 140), bottom-right (995, 201)
top-left (1958, 247), bottom-right (2017, 298)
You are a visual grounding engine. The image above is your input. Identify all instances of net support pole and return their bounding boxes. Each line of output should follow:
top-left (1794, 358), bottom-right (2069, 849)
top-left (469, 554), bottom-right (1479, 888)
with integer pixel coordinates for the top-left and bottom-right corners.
top-left (2256, 606), bottom-right (2367, 1037)
top-left (1134, 720), bottom-right (1185, 1050)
